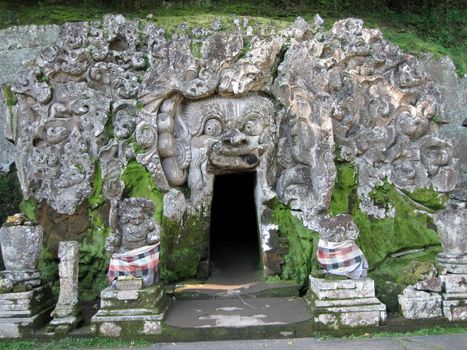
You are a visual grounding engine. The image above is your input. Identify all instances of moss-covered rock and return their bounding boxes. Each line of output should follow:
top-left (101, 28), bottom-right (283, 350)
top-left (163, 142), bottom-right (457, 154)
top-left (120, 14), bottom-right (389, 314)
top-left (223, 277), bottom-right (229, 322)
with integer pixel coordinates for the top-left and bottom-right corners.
top-left (355, 181), bottom-right (441, 268)
top-left (160, 210), bottom-right (209, 283)
top-left (79, 162), bottom-right (110, 302)
top-left (272, 204), bottom-right (319, 286)
top-left (121, 160), bottom-right (164, 223)
top-left (329, 163), bottom-right (442, 269)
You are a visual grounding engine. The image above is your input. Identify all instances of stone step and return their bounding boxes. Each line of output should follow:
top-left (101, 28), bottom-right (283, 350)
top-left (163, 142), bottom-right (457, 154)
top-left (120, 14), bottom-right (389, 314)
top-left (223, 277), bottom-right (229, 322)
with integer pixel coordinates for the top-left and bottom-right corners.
top-left (165, 296), bottom-right (313, 330)
top-left (172, 281), bottom-right (301, 300)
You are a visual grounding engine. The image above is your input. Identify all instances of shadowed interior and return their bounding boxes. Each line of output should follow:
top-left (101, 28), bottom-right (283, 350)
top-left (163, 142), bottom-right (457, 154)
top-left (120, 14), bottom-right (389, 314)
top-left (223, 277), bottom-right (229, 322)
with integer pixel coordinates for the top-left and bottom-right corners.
top-left (209, 172), bottom-right (260, 284)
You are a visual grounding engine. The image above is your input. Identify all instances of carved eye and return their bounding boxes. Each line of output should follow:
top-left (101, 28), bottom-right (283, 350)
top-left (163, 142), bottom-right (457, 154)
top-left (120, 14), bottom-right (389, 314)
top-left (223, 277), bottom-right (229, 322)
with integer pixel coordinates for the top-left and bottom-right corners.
top-left (203, 118), bottom-right (223, 137)
top-left (243, 115), bottom-right (262, 136)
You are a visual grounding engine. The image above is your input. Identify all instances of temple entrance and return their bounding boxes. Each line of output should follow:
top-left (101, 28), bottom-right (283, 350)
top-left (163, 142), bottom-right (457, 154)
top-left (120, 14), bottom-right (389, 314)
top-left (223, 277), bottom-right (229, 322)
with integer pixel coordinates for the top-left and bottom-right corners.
top-left (209, 172), bottom-right (260, 284)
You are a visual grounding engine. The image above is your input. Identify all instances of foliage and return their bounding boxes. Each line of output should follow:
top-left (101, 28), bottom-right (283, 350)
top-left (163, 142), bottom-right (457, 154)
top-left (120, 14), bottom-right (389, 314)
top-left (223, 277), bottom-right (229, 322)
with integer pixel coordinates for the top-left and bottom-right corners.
top-left (37, 245), bottom-right (59, 296)
top-left (273, 203), bottom-right (320, 286)
top-left (0, 167), bottom-right (22, 224)
top-left (19, 198), bottom-right (37, 222)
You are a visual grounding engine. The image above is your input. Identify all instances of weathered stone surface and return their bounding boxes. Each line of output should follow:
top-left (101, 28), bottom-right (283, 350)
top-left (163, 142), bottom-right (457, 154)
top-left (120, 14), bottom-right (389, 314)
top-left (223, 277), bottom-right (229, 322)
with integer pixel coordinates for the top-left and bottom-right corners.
top-left (92, 284), bottom-right (169, 337)
top-left (309, 276), bottom-right (375, 299)
top-left (442, 297), bottom-right (467, 321)
top-left (0, 24), bottom-right (60, 172)
top-left (3, 15), bottom-right (460, 282)
top-left (421, 55), bottom-right (467, 202)
top-left (0, 225), bottom-right (42, 274)
top-left (307, 276), bottom-right (386, 328)
top-left (0, 285), bottom-right (55, 338)
top-left (440, 274), bottom-right (467, 294)
top-left (398, 286), bottom-right (443, 319)
top-left (414, 276), bottom-right (442, 293)
top-left (435, 202), bottom-right (467, 258)
top-left (106, 198), bottom-right (160, 254)
top-left (50, 241), bottom-right (80, 333)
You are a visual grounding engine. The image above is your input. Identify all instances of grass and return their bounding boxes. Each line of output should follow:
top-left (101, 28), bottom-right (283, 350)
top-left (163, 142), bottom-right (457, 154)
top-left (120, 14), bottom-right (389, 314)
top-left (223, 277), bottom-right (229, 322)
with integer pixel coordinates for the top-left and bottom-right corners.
top-left (0, 0), bottom-right (464, 75)
top-left (0, 337), bottom-right (150, 350)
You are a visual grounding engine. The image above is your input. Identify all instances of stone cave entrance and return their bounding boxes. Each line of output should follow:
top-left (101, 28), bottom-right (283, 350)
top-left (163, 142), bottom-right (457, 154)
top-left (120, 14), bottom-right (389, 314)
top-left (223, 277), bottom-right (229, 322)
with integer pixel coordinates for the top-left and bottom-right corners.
top-left (209, 172), bottom-right (260, 284)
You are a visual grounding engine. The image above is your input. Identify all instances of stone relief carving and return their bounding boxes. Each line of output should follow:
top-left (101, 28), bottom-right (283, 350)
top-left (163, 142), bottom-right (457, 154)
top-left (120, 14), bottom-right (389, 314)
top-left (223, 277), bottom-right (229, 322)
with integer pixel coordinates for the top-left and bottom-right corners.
top-left (5, 15), bottom-right (459, 277)
top-left (105, 198), bottom-right (160, 254)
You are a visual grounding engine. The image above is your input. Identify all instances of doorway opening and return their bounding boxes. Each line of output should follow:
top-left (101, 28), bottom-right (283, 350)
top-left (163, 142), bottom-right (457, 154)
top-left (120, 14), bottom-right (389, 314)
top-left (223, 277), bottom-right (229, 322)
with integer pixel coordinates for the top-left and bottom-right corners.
top-left (209, 172), bottom-right (260, 284)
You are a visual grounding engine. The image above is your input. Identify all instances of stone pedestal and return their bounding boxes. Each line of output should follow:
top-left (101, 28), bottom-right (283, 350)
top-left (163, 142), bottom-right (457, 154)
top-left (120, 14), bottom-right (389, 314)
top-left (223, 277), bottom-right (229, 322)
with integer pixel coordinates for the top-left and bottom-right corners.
top-left (91, 284), bottom-right (170, 337)
top-left (0, 285), bottom-right (55, 338)
top-left (434, 203), bottom-right (467, 321)
top-left (305, 276), bottom-right (386, 329)
top-left (49, 241), bottom-right (81, 334)
top-left (440, 274), bottom-right (467, 321)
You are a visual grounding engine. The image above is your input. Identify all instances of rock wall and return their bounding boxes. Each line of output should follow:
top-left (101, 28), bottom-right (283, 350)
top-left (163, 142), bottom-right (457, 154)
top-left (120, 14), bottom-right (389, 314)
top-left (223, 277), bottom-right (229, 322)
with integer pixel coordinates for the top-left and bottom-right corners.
top-left (0, 15), bottom-right (464, 285)
top-left (0, 24), bottom-right (59, 172)
top-left (420, 56), bottom-right (467, 202)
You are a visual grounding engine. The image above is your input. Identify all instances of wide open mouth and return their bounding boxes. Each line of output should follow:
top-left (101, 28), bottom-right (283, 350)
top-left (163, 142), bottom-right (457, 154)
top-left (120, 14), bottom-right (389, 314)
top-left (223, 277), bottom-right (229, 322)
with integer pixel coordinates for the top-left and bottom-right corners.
top-left (210, 147), bottom-right (261, 169)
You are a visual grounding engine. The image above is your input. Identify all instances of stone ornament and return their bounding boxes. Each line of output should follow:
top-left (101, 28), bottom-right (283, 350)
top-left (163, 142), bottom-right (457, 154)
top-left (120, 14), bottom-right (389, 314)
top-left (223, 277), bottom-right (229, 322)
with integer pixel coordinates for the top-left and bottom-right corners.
top-left (5, 15), bottom-right (458, 276)
top-left (105, 197), bottom-right (160, 254)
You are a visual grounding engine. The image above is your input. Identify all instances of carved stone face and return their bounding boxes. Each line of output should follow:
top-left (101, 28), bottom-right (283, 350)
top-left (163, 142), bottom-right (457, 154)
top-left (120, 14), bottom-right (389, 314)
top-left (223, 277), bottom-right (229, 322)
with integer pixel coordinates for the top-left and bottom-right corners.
top-left (182, 95), bottom-right (275, 171)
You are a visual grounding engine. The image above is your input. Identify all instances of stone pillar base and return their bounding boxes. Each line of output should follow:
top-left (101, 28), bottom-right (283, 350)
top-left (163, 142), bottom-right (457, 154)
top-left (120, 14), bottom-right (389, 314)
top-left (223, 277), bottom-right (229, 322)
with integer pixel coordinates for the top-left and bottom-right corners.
top-left (0, 285), bottom-right (55, 338)
top-left (398, 287), bottom-right (443, 319)
top-left (441, 274), bottom-right (467, 321)
top-left (305, 276), bottom-right (386, 329)
top-left (91, 284), bottom-right (170, 337)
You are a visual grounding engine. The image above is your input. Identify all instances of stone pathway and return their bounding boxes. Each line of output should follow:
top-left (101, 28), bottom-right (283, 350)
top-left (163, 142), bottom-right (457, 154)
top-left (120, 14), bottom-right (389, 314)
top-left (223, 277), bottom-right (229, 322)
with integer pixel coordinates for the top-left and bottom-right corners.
top-left (165, 296), bottom-right (311, 328)
top-left (141, 333), bottom-right (467, 350)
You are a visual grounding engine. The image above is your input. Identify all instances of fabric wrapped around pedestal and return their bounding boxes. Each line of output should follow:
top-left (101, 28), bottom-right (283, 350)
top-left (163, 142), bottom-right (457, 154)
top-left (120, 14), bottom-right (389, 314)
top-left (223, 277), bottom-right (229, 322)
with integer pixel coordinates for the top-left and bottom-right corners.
top-left (317, 239), bottom-right (368, 279)
top-left (107, 243), bottom-right (160, 286)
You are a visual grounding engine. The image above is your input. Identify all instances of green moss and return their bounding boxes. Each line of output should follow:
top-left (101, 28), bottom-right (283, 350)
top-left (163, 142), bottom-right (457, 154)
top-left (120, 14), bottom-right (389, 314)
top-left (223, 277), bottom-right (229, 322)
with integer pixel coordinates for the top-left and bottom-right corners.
top-left (79, 161), bottom-right (110, 302)
top-left (0, 167), bottom-right (22, 224)
top-left (160, 211), bottom-right (209, 283)
top-left (355, 180), bottom-right (440, 268)
top-left (121, 160), bottom-right (164, 223)
top-left (88, 162), bottom-right (104, 209)
top-left (329, 163), bottom-right (357, 215)
top-left (403, 187), bottom-right (449, 211)
top-left (190, 40), bottom-right (203, 59)
top-left (273, 204), bottom-right (319, 286)
top-left (369, 246), bottom-right (441, 312)
top-left (19, 198), bottom-right (37, 222)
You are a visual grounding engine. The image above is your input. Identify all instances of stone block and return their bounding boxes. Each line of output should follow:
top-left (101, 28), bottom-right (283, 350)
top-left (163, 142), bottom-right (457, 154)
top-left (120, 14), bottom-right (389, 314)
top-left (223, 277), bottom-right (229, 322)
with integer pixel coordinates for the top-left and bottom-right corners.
top-left (115, 278), bottom-right (143, 290)
top-left (306, 277), bottom-right (386, 329)
top-left (309, 276), bottom-right (375, 299)
top-left (92, 284), bottom-right (170, 337)
top-left (442, 297), bottom-right (467, 321)
top-left (398, 287), bottom-right (443, 319)
top-left (440, 274), bottom-right (467, 294)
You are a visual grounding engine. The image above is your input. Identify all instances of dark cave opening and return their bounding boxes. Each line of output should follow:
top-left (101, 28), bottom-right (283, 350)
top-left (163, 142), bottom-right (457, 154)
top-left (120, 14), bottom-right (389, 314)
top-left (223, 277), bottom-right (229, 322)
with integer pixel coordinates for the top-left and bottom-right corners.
top-left (209, 172), bottom-right (260, 283)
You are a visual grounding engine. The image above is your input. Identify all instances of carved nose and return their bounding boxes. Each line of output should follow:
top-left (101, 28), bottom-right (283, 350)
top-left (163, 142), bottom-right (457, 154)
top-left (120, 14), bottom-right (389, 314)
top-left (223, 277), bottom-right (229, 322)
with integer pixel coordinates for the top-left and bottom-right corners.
top-left (222, 128), bottom-right (247, 146)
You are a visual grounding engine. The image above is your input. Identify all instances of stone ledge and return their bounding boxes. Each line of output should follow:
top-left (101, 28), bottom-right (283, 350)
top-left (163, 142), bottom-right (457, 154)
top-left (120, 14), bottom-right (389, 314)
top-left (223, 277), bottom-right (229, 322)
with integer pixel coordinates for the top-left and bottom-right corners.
top-left (307, 276), bottom-right (386, 329)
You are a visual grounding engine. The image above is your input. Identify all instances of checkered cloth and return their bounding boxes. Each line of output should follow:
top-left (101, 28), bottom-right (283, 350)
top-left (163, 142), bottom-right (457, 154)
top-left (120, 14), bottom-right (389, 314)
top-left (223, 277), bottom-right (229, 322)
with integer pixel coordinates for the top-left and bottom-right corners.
top-left (317, 239), bottom-right (368, 279)
top-left (108, 243), bottom-right (160, 286)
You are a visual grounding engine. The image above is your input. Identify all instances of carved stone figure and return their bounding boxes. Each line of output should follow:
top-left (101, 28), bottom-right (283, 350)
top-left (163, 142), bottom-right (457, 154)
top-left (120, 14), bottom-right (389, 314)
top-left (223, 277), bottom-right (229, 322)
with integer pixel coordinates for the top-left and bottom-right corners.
top-left (106, 198), bottom-right (160, 254)
top-left (316, 215), bottom-right (368, 279)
